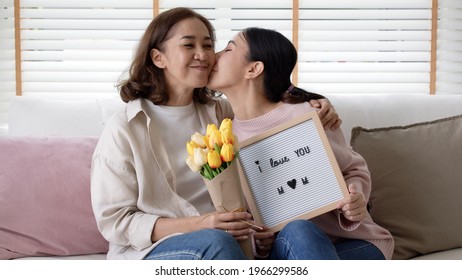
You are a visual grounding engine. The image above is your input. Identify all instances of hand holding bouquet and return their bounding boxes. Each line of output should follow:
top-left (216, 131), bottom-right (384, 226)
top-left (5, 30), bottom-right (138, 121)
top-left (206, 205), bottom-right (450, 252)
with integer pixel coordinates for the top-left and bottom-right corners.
top-left (185, 118), bottom-right (254, 259)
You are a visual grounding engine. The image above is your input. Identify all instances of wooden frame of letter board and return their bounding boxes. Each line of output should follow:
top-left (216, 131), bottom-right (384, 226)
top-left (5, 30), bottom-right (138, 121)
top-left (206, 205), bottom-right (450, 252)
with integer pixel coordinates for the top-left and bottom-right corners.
top-left (237, 110), bottom-right (349, 232)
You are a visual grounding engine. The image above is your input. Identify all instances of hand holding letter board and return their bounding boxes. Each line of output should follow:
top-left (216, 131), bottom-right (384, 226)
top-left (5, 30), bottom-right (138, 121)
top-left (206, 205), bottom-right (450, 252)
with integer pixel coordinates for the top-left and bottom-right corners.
top-left (237, 110), bottom-right (349, 232)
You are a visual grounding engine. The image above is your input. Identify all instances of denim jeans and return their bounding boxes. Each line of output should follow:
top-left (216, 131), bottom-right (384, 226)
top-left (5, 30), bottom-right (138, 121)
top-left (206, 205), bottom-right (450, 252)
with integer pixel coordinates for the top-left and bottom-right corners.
top-left (144, 229), bottom-right (248, 260)
top-left (269, 220), bottom-right (385, 260)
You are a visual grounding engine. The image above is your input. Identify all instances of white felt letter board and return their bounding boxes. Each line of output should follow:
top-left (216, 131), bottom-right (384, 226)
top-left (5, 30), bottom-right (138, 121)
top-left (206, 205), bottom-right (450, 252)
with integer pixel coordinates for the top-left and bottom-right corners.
top-left (237, 110), bottom-right (348, 232)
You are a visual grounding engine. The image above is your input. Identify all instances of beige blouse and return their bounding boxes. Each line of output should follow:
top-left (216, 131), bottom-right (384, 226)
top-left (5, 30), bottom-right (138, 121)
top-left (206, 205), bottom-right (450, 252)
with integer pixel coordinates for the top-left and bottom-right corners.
top-left (91, 97), bottom-right (233, 260)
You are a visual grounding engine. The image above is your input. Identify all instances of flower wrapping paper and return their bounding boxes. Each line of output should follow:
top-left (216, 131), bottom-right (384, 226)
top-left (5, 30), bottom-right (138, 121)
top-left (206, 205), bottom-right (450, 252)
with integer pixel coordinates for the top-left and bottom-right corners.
top-left (204, 162), bottom-right (254, 260)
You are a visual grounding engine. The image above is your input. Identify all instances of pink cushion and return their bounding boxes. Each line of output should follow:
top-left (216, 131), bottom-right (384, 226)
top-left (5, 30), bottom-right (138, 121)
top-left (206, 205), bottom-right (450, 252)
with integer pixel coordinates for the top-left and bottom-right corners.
top-left (0, 137), bottom-right (108, 259)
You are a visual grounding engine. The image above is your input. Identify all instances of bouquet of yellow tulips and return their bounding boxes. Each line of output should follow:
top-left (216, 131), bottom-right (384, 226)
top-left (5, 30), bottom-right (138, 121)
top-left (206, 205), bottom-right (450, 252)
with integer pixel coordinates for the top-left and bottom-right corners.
top-left (186, 118), bottom-right (238, 180)
top-left (185, 118), bottom-right (253, 259)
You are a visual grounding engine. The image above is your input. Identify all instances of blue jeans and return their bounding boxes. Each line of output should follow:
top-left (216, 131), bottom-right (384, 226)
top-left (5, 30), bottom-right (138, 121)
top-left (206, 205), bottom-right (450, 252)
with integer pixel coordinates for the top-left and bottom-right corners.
top-left (144, 229), bottom-right (248, 260)
top-left (269, 220), bottom-right (385, 260)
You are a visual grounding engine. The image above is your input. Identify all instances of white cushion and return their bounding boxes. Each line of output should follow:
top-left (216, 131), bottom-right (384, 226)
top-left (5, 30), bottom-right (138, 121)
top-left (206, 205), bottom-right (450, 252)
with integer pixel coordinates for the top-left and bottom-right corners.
top-left (96, 97), bottom-right (125, 125)
top-left (8, 96), bottom-right (106, 137)
top-left (326, 94), bottom-right (462, 142)
top-left (0, 125), bottom-right (7, 136)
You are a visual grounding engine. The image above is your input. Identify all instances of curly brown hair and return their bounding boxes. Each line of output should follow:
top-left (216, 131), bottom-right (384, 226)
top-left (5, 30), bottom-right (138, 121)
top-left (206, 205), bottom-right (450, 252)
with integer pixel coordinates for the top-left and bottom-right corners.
top-left (118, 7), bottom-right (217, 104)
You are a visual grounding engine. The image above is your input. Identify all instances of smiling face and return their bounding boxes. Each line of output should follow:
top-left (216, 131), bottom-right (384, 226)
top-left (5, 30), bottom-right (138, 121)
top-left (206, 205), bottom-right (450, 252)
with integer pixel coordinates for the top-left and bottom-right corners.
top-left (152, 17), bottom-right (216, 94)
top-left (208, 32), bottom-right (252, 95)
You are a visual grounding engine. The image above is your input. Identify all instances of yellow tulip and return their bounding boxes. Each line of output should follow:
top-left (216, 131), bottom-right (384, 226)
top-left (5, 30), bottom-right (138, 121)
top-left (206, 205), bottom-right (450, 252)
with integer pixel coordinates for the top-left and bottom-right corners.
top-left (206, 123), bottom-right (218, 137)
top-left (221, 127), bottom-right (235, 145)
top-left (203, 135), bottom-right (211, 149)
top-left (186, 140), bottom-right (201, 156)
top-left (193, 148), bottom-right (208, 167)
top-left (220, 143), bottom-right (234, 162)
top-left (219, 118), bottom-right (233, 132)
top-left (207, 149), bottom-right (222, 169)
top-left (208, 130), bottom-right (222, 148)
top-left (186, 155), bottom-right (201, 172)
top-left (191, 132), bottom-right (207, 148)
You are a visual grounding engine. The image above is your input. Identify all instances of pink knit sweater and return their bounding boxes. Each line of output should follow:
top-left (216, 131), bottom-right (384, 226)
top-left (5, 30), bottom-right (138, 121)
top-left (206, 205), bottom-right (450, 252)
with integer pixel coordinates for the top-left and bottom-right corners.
top-left (233, 102), bottom-right (394, 259)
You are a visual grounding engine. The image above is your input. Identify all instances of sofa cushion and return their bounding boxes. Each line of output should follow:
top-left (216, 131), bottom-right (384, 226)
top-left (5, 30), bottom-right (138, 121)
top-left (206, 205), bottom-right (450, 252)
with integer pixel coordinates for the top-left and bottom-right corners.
top-left (326, 94), bottom-right (462, 142)
top-left (8, 96), bottom-right (104, 136)
top-left (350, 114), bottom-right (462, 260)
top-left (0, 136), bottom-right (108, 259)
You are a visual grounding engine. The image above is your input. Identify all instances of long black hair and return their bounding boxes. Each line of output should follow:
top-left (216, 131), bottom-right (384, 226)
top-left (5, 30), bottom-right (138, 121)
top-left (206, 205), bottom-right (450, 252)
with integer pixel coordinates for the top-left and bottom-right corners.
top-left (241, 27), bottom-right (325, 103)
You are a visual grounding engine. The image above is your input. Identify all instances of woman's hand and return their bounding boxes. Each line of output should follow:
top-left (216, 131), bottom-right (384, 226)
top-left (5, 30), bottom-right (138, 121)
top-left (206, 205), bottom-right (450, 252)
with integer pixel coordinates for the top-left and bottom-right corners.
top-left (199, 211), bottom-right (254, 240)
top-left (253, 224), bottom-right (275, 257)
top-left (309, 99), bottom-right (342, 130)
top-left (152, 212), bottom-right (253, 242)
top-left (337, 184), bottom-right (367, 222)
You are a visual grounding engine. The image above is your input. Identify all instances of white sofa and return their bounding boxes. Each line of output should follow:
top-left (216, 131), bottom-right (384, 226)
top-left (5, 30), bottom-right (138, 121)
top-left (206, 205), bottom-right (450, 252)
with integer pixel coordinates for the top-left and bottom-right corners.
top-left (1, 94), bottom-right (461, 260)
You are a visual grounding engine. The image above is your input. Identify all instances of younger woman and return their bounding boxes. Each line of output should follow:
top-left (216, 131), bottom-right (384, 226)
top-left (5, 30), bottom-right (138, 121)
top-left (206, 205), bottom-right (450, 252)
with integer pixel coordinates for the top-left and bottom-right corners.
top-left (207, 27), bottom-right (394, 260)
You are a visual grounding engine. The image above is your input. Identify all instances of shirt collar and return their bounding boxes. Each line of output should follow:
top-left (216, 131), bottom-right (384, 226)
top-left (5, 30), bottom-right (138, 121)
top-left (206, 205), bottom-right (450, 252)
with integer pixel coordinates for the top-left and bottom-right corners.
top-left (126, 98), bottom-right (150, 122)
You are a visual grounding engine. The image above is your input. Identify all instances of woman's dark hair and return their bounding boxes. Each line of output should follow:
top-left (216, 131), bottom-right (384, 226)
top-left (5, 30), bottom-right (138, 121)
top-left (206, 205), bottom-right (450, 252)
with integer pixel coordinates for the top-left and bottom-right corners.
top-left (241, 27), bottom-right (325, 103)
top-left (118, 7), bottom-right (216, 104)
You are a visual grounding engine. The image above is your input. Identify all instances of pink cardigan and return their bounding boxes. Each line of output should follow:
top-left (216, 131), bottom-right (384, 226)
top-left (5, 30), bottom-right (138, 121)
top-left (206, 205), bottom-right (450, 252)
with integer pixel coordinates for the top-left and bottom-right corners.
top-left (233, 102), bottom-right (394, 259)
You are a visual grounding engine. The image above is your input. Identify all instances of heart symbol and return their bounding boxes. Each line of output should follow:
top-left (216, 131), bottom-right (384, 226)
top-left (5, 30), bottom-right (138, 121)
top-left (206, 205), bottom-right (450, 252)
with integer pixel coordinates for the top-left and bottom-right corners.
top-left (287, 179), bottom-right (297, 189)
